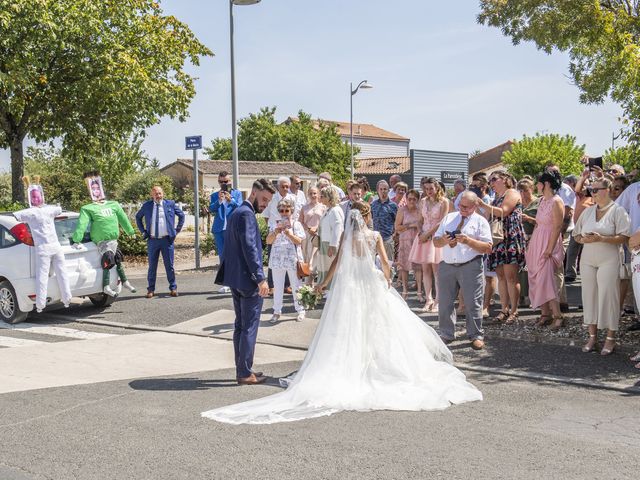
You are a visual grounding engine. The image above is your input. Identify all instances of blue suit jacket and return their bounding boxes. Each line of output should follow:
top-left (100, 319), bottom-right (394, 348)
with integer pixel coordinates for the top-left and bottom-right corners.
top-left (209, 189), bottom-right (243, 233)
top-left (135, 199), bottom-right (185, 240)
top-left (214, 201), bottom-right (265, 290)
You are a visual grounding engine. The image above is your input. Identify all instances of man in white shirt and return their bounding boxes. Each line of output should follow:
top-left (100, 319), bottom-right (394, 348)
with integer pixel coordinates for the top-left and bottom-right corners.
top-left (452, 178), bottom-right (467, 211)
top-left (318, 172), bottom-right (345, 200)
top-left (289, 175), bottom-right (307, 218)
top-left (388, 174), bottom-right (402, 201)
top-left (433, 191), bottom-right (493, 350)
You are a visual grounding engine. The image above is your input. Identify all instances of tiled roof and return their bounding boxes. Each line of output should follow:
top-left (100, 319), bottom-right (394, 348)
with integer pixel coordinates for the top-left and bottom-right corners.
top-left (286, 117), bottom-right (409, 141)
top-left (163, 159), bottom-right (316, 176)
top-left (468, 141), bottom-right (514, 174)
top-left (355, 156), bottom-right (411, 174)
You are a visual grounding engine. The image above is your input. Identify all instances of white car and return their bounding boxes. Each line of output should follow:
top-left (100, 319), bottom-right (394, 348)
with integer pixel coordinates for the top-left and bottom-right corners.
top-left (0, 211), bottom-right (117, 324)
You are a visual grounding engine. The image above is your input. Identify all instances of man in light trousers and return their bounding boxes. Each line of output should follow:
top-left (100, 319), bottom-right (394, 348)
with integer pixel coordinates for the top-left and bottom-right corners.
top-left (433, 191), bottom-right (493, 350)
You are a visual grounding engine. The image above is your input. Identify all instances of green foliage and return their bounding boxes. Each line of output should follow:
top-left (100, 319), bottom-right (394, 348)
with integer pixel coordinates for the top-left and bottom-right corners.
top-left (200, 233), bottom-right (217, 257)
top-left (118, 230), bottom-right (147, 257)
top-left (257, 215), bottom-right (269, 266)
top-left (0, 173), bottom-right (11, 206)
top-left (603, 145), bottom-right (639, 174)
top-left (115, 169), bottom-right (175, 204)
top-left (0, 200), bottom-right (26, 212)
top-left (205, 107), bottom-right (354, 187)
top-left (501, 133), bottom-right (585, 179)
top-left (179, 187), bottom-right (210, 218)
top-left (0, 0), bottom-right (213, 202)
top-left (478, 1), bottom-right (640, 150)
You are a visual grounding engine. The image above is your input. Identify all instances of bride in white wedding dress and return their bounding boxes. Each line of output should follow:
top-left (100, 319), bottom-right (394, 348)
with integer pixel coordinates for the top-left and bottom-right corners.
top-left (202, 201), bottom-right (482, 424)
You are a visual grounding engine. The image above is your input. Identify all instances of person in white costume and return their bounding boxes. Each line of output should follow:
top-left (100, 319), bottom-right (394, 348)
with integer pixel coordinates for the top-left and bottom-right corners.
top-left (13, 176), bottom-right (71, 313)
top-left (202, 201), bottom-right (482, 425)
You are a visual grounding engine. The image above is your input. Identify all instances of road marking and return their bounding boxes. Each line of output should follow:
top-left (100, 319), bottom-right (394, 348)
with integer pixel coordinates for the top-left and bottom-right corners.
top-left (0, 321), bottom-right (116, 340)
top-left (0, 336), bottom-right (46, 348)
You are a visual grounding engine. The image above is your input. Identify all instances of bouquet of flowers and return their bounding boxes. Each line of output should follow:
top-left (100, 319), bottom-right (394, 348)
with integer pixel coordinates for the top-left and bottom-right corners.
top-left (296, 285), bottom-right (321, 310)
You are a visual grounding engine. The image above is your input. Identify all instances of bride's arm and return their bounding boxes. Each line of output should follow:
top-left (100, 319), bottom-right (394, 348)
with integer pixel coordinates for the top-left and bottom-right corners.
top-left (316, 232), bottom-right (345, 290)
top-left (375, 234), bottom-right (391, 284)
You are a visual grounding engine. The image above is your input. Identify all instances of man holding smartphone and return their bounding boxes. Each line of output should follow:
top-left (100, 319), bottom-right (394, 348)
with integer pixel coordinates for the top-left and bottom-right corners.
top-left (210, 171), bottom-right (243, 293)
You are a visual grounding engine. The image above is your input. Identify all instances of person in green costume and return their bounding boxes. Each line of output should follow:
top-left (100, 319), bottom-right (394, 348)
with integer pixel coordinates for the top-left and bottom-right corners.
top-left (71, 172), bottom-right (137, 297)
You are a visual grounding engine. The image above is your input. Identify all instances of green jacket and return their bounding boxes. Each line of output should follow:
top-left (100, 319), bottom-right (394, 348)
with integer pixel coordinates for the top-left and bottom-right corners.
top-left (72, 200), bottom-right (135, 244)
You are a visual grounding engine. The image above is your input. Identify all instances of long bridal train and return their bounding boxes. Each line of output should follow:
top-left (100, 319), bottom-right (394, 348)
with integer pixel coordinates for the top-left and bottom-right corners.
top-left (202, 210), bottom-right (482, 425)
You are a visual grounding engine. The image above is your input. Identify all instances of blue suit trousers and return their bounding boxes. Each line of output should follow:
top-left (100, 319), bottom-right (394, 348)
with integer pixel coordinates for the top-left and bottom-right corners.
top-left (147, 237), bottom-right (176, 292)
top-left (214, 231), bottom-right (226, 262)
top-left (231, 287), bottom-right (263, 378)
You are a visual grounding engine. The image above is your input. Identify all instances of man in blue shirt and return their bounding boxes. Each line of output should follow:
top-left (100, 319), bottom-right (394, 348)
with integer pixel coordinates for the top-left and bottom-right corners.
top-left (371, 180), bottom-right (398, 264)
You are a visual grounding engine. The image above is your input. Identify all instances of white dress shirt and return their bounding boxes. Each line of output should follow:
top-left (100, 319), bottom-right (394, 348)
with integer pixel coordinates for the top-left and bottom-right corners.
top-left (557, 182), bottom-right (577, 231)
top-left (616, 181), bottom-right (640, 234)
top-left (435, 212), bottom-right (492, 264)
top-left (151, 201), bottom-right (168, 238)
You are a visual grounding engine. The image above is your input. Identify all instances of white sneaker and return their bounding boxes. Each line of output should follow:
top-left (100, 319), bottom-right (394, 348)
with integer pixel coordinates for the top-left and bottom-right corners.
top-left (219, 286), bottom-right (231, 293)
top-left (296, 311), bottom-right (305, 322)
top-left (63, 303), bottom-right (70, 309)
top-left (269, 314), bottom-right (280, 324)
top-left (104, 285), bottom-right (118, 297)
top-left (36, 308), bottom-right (43, 313)
top-left (123, 281), bottom-right (137, 293)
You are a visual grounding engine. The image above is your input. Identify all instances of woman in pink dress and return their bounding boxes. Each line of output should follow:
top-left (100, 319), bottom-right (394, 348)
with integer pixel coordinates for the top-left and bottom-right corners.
top-left (298, 186), bottom-right (327, 285)
top-left (409, 177), bottom-right (447, 312)
top-left (524, 170), bottom-right (565, 328)
top-left (394, 189), bottom-right (421, 299)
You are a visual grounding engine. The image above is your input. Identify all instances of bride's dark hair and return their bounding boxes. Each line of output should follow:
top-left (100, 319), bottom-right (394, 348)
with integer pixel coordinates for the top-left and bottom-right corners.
top-left (350, 200), bottom-right (371, 218)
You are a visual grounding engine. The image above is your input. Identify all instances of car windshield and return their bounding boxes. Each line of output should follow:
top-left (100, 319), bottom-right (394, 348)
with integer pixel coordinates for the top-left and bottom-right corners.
top-left (55, 217), bottom-right (90, 245)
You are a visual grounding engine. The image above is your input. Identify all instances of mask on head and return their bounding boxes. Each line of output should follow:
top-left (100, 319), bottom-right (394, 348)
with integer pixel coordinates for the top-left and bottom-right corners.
top-left (23, 175), bottom-right (45, 207)
top-left (84, 171), bottom-right (106, 202)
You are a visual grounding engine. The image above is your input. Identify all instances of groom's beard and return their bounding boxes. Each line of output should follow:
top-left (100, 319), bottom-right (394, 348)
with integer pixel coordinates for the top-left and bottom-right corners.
top-left (252, 199), bottom-right (263, 213)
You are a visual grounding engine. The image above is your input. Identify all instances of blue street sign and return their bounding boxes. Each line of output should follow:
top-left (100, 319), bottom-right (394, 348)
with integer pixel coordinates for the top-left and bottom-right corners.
top-left (185, 135), bottom-right (202, 150)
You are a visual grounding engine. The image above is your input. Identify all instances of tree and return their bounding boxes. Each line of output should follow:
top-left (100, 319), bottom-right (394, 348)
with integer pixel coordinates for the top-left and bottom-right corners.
top-left (205, 107), bottom-right (353, 187)
top-left (114, 169), bottom-right (175, 204)
top-left (478, 1), bottom-right (640, 148)
top-left (603, 144), bottom-right (639, 173)
top-left (0, 0), bottom-right (213, 203)
top-left (501, 133), bottom-right (585, 179)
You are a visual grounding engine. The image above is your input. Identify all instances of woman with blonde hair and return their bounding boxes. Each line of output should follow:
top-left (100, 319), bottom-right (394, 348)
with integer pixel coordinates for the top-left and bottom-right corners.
top-left (573, 177), bottom-right (630, 355)
top-left (316, 186), bottom-right (345, 287)
top-left (409, 177), bottom-right (447, 311)
top-left (298, 185), bottom-right (327, 285)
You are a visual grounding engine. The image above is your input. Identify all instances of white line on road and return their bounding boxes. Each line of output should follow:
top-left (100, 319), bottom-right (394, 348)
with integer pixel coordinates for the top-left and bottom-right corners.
top-left (0, 336), bottom-right (46, 348)
top-left (0, 321), bottom-right (117, 340)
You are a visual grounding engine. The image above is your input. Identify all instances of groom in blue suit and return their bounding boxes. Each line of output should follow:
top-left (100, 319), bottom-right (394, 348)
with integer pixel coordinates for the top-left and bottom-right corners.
top-left (215, 179), bottom-right (275, 385)
top-left (135, 185), bottom-right (185, 298)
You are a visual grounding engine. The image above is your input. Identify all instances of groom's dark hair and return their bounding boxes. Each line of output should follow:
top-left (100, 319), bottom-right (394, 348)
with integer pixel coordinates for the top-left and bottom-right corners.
top-left (252, 178), bottom-right (276, 194)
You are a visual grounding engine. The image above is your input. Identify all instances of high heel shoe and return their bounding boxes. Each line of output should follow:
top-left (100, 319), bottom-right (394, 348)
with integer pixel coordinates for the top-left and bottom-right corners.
top-left (402, 290), bottom-right (409, 300)
top-left (417, 293), bottom-right (425, 303)
top-left (582, 334), bottom-right (598, 353)
top-left (505, 311), bottom-right (519, 325)
top-left (534, 314), bottom-right (552, 327)
top-left (419, 301), bottom-right (433, 313)
top-left (549, 315), bottom-right (564, 331)
top-left (600, 336), bottom-right (616, 356)
top-left (494, 310), bottom-right (510, 322)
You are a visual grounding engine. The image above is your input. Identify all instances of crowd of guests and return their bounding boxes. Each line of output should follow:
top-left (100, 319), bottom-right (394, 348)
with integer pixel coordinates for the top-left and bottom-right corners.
top-left (207, 163), bottom-right (640, 367)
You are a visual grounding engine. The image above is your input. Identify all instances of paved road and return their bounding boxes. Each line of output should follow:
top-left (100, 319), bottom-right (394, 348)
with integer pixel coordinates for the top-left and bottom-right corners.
top-left (1, 272), bottom-right (639, 479)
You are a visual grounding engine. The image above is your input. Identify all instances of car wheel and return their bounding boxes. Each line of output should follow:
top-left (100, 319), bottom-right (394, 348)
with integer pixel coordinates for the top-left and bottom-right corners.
top-left (88, 293), bottom-right (115, 308)
top-left (0, 280), bottom-right (28, 324)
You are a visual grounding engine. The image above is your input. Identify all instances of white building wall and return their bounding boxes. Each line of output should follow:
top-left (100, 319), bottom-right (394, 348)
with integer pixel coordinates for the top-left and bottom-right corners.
top-left (342, 136), bottom-right (410, 159)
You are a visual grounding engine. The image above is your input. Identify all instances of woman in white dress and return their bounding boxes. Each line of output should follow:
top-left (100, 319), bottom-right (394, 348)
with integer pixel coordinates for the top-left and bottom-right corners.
top-left (202, 201), bottom-right (482, 425)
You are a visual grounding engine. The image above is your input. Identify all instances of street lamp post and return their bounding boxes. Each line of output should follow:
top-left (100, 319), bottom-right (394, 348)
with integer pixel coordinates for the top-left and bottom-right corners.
top-left (350, 80), bottom-right (373, 179)
top-left (229, 0), bottom-right (261, 188)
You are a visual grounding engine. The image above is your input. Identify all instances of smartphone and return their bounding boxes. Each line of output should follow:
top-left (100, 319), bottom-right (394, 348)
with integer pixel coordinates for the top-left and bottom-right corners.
top-left (220, 183), bottom-right (229, 192)
top-left (588, 156), bottom-right (603, 171)
top-left (445, 230), bottom-right (460, 239)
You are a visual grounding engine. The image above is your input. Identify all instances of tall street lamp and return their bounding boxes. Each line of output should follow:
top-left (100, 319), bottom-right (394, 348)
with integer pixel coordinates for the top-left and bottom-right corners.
top-left (230, 0), bottom-right (261, 188)
top-left (350, 80), bottom-right (373, 179)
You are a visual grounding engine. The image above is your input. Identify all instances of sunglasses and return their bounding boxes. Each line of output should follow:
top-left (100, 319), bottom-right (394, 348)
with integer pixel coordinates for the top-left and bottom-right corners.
top-left (278, 209), bottom-right (291, 213)
top-left (590, 187), bottom-right (606, 193)
top-left (489, 177), bottom-right (499, 183)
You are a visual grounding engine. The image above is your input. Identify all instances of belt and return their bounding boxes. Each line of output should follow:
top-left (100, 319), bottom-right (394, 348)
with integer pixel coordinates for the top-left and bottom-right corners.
top-left (447, 255), bottom-right (482, 267)
top-left (151, 235), bottom-right (169, 239)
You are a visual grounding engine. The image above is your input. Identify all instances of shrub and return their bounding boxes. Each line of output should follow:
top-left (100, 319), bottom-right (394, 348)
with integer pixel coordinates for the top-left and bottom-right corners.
top-left (119, 230), bottom-right (147, 257)
top-left (200, 233), bottom-right (217, 257)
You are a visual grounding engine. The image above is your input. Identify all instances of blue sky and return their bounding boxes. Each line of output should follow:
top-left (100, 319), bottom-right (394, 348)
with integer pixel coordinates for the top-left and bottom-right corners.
top-left (0, 0), bottom-right (624, 171)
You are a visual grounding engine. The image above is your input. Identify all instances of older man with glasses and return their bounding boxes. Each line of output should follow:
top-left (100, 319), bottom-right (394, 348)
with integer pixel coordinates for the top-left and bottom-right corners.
top-left (433, 191), bottom-right (493, 350)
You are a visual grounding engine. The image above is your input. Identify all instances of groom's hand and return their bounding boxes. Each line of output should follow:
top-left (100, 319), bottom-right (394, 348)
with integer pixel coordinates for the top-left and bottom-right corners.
top-left (258, 280), bottom-right (269, 297)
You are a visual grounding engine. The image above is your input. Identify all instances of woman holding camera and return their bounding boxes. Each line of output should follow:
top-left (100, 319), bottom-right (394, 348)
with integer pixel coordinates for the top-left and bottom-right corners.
top-left (266, 199), bottom-right (306, 324)
top-left (573, 177), bottom-right (630, 355)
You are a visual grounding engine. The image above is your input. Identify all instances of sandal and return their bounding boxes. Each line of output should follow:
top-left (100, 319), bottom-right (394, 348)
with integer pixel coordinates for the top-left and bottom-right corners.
top-left (582, 334), bottom-right (598, 353)
top-left (402, 290), bottom-right (409, 300)
top-left (534, 314), bottom-right (552, 327)
top-left (600, 336), bottom-right (616, 356)
top-left (417, 293), bottom-right (425, 303)
top-left (630, 351), bottom-right (640, 362)
top-left (549, 315), bottom-right (564, 331)
top-left (494, 310), bottom-right (510, 322)
top-left (419, 301), bottom-right (433, 313)
top-left (505, 311), bottom-right (519, 325)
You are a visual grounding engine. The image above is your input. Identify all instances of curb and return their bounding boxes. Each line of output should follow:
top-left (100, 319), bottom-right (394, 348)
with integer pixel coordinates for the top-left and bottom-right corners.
top-left (46, 313), bottom-right (640, 395)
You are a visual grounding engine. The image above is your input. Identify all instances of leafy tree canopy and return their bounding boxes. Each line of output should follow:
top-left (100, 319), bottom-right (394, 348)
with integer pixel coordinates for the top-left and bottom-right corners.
top-left (603, 144), bottom-right (639, 174)
top-left (478, 1), bottom-right (640, 148)
top-left (0, 0), bottom-right (213, 202)
top-left (205, 107), bottom-right (354, 187)
top-left (501, 133), bottom-right (585, 179)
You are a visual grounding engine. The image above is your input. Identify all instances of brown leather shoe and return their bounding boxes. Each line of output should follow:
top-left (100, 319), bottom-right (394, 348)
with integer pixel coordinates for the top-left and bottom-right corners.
top-left (145, 291), bottom-right (154, 299)
top-left (170, 290), bottom-right (178, 297)
top-left (236, 371), bottom-right (263, 380)
top-left (237, 373), bottom-right (267, 385)
top-left (471, 339), bottom-right (485, 350)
